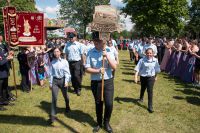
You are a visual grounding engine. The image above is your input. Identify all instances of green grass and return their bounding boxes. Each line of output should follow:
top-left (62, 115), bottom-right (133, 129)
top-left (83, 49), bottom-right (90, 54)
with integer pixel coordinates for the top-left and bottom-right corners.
top-left (0, 51), bottom-right (200, 133)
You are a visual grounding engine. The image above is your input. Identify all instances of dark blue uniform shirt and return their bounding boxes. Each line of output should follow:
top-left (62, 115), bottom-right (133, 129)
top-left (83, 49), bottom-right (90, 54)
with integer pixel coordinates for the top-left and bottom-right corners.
top-left (0, 44), bottom-right (10, 79)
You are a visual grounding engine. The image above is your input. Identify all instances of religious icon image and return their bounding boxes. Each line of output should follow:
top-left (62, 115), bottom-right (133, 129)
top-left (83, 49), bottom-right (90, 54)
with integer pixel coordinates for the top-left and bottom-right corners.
top-left (19, 17), bottom-right (37, 42)
top-left (23, 18), bottom-right (31, 36)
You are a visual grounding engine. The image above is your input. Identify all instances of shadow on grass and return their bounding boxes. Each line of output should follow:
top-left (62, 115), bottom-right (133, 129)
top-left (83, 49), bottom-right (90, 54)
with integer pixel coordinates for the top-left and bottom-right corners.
top-left (0, 114), bottom-right (50, 126)
top-left (122, 62), bottom-right (135, 65)
top-left (9, 85), bottom-right (22, 91)
top-left (82, 85), bottom-right (91, 90)
top-left (173, 96), bottom-right (200, 106)
top-left (163, 73), bottom-right (200, 106)
top-left (56, 118), bottom-right (80, 133)
top-left (122, 65), bottom-right (134, 68)
top-left (120, 68), bottom-right (134, 71)
top-left (65, 110), bottom-right (96, 127)
top-left (68, 85), bottom-right (91, 93)
top-left (114, 97), bottom-right (147, 109)
top-left (38, 101), bottom-right (96, 127)
top-left (120, 59), bottom-right (129, 62)
top-left (122, 72), bottom-right (135, 75)
top-left (122, 79), bottom-right (135, 83)
top-left (174, 89), bottom-right (200, 97)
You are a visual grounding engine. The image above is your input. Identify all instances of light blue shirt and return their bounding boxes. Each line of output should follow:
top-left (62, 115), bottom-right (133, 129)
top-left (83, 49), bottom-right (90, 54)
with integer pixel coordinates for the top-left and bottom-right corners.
top-left (63, 41), bottom-right (83, 61)
top-left (85, 47), bottom-right (114, 80)
top-left (49, 58), bottom-right (71, 87)
top-left (108, 46), bottom-right (118, 60)
top-left (86, 44), bottom-right (95, 55)
top-left (134, 57), bottom-right (160, 77)
top-left (128, 42), bottom-right (134, 50)
top-left (136, 42), bottom-right (145, 57)
top-left (111, 39), bottom-right (117, 47)
top-left (80, 43), bottom-right (87, 55)
top-left (143, 43), bottom-right (158, 56)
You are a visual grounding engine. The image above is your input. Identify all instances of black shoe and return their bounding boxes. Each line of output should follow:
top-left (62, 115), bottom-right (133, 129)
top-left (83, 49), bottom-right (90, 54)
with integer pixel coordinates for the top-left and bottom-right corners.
top-left (93, 125), bottom-right (102, 132)
top-left (77, 91), bottom-right (81, 96)
top-left (104, 122), bottom-right (113, 133)
top-left (7, 102), bottom-right (15, 106)
top-left (137, 98), bottom-right (143, 102)
top-left (147, 108), bottom-right (154, 113)
top-left (66, 106), bottom-right (71, 113)
top-left (48, 116), bottom-right (57, 124)
top-left (0, 101), bottom-right (15, 106)
top-left (9, 97), bottom-right (16, 102)
top-left (0, 106), bottom-right (7, 111)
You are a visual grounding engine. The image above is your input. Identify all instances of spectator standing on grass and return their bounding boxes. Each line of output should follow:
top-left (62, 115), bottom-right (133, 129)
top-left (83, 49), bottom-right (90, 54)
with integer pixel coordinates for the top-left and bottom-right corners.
top-left (37, 47), bottom-right (46, 87)
top-left (17, 47), bottom-right (31, 93)
top-left (192, 42), bottom-right (200, 86)
top-left (108, 39), bottom-right (119, 78)
top-left (111, 36), bottom-right (118, 51)
top-left (0, 35), bottom-right (15, 111)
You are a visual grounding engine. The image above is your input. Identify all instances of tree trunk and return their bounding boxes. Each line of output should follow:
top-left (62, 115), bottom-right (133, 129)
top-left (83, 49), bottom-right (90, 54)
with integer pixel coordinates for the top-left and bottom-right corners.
top-left (83, 24), bottom-right (86, 39)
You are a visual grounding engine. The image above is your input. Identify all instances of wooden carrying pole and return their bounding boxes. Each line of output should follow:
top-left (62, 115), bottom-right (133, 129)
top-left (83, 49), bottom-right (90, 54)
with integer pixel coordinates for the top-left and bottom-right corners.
top-left (7, 44), bottom-right (18, 98)
top-left (101, 40), bottom-right (107, 101)
top-left (11, 59), bottom-right (18, 97)
top-left (101, 54), bottom-right (105, 101)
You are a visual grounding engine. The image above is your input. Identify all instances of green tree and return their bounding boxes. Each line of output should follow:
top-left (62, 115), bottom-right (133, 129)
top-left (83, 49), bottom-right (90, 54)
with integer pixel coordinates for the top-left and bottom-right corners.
top-left (122, 0), bottom-right (189, 37)
top-left (58, 0), bottom-right (110, 38)
top-left (0, 0), bottom-right (37, 34)
top-left (186, 0), bottom-right (200, 39)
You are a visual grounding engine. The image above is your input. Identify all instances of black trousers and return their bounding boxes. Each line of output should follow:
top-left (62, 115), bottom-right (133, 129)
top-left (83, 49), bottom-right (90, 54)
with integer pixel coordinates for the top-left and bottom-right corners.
top-left (20, 71), bottom-right (30, 91)
top-left (91, 78), bottom-right (114, 125)
top-left (51, 77), bottom-right (69, 117)
top-left (135, 56), bottom-right (142, 65)
top-left (69, 61), bottom-right (82, 92)
top-left (129, 49), bottom-right (134, 61)
top-left (140, 76), bottom-right (155, 110)
top-left (0, 78), bottom-right (9, 103)
top-left (157, 47), bottom-right (162, 64)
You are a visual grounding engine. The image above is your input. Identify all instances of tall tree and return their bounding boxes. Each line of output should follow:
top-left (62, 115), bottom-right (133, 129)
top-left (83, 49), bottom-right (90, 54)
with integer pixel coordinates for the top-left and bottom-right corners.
top-left (187, 0), bottom-right (200, 39)
top-left (0, 0), bottom-right (37, 34)
top-left (122, 0), bottom-right (189, 37)
top-left (58, 0), bottom-right (110, 38)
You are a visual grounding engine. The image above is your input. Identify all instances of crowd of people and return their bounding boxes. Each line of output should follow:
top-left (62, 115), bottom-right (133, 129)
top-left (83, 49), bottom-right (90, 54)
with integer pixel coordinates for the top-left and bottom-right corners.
top-left (0, 32), bottom-right (200, 133)
top-left (126, 37), bottom-right (200, 86)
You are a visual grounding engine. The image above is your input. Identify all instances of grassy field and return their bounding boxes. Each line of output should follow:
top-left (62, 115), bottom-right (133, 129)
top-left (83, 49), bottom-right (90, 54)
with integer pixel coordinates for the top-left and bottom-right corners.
top-left (0, 50), bottom-right (200, 133)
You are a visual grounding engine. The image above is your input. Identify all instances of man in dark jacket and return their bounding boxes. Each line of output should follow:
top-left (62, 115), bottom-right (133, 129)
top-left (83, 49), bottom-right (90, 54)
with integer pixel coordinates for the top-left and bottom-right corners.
top-left (0, 35), bottom-right (14, 111)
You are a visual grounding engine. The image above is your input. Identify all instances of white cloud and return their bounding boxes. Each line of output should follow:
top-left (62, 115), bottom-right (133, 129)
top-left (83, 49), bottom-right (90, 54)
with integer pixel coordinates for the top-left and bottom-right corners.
top-left (45, 5), bottom-right (60, 15)
top-left (110, 0), bottom-right (134, 31)
top-left (35, 5), bottom-right (48, 18)
top-left (110, 0), bottom-right (125, 8)
top-left (120, 15), bottom-right (134, 31)
top-left (35, 5), bottom-right (43, 12)
top-left (115, 0), bottom-right (123, 3)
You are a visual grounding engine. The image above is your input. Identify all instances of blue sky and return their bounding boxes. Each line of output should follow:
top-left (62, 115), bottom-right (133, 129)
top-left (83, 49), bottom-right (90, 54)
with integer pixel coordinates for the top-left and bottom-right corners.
top-left (35, 0), bottom-right (133, 31)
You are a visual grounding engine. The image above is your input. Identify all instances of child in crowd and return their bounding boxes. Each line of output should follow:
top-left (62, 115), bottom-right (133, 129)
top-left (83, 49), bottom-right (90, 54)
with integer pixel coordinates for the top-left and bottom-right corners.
top-left (37, 46), bottom-right (46, 86)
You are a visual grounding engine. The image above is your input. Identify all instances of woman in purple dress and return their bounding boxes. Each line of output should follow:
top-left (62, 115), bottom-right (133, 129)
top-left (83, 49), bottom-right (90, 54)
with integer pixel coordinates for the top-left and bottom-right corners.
top-left (166, 39), bottom-right (182, 75)
top-left (160, 40), bottom-right (174, 71)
